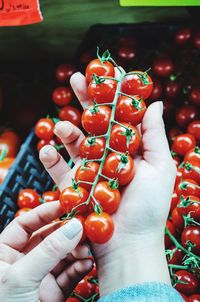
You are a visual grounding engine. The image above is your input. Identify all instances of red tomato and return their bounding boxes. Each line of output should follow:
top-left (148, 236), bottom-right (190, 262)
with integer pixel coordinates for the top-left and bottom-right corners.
top-left (182, 161), bottom-right (200, 183)
top-left (18, 189), bottom-right (41, 209)
top-left (75, 162), bottom-right (100, 191)
top-left (117, 46), bottom-right (136, 60)
top-left (102, 152), bottom-right (135, 186)
top-left (188, 294), bottom-right (200, 302)
top-left (171, 207), bottom-right (184, 231)
top-left (172, 134), bottom-right (196, 156)
top-left (58, 106), bottom-right (81, 127)
top-left (115, 95), bottom-right (146, 126)
top-left (180, 293), bottom-right (188, 302)
top-left (42, 191), bottom-right (58, 202)
top-left (175, 27), bottom-right (191, 45)
top-left (85, 212), bottom-right (114, 244)
top-left (88, 76), bottom-right (117, 104)
top-left (152, 57), bottom-right (174, 78)
top-left (110, 123), bottom-right (140, 155)
top-left (181, 226), bottom-right (200, 255)
top-left (187, 121), bottom-right (200, 141)
top-left (163, 99), bottom-right (173, 116)
top-left (177, 195), bottom-right (200, 222)
top-left (0, 138), bottom-right (18, 157)
top-left (193, 32), bottom-right (200, 49)
top-left (37, 138), bottom-right (57, 151)
top-left (15, 208), bottom-right (31, 217)
top-left (184, 147), bottom-right (200, 163)
top-left (173, 155), bottom-right (181, 167)
top-left (166, 245), bottom-right (184, 265)
top-left (165, 220), bottom-right (176, 248)
top-left (92, 181), bottom-right (120, 214)
top-left (189, 87), bottom-right (200, 106)
top-left (82, 105), bottom-right (111, 135)
top-left (0, 157), bottom-right (14, 184)
top-left (170, 192), bottom-right (179, 213)
top-left (52, 87), bottom-right (73, 106)
top-left (59, 186), bottom-right (89, 215)
top-left (75, 278), bottom-right (96, 298)
top-left (87, 263), bottom-right (97, 278)
top-left (66, 298), bottom-right (80, 302)
top-left (85, 59), bottom-right (115, 83)
top-left (56, 64), bottom-right (76, 83)
top-left (175, 270), bottom-right (199, 296)
top-left (175, 167), bottom-right (184, 187)
top-left (1, 130), bottom-right (20, 148)
top-left (149, 79), bottom-right (162, 101)
top-left (168, 127), bottom-right (182, 142)
top-left (121, 70), bottom-right (153, 100)
top-left (165, 80), bottom-right (181, 98)
top-left (80, 137), bottom-right (105, 160)
top-left (35, 118), bottom-right (55, 140)
top-left (176, 179), bottom-right (200, 197)
top-left (176, 105), bottom-right (198, 128)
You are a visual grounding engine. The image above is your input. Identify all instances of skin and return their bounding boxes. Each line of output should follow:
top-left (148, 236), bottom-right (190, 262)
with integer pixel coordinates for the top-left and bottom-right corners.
top-left (0, 69), bottom-right (177, 301)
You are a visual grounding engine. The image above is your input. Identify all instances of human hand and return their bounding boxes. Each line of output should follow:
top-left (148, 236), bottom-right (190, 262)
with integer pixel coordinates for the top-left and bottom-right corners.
top-left (39, 71), bottom-right (177, 296)
top-left (0, 201), bottom-right (93, 302)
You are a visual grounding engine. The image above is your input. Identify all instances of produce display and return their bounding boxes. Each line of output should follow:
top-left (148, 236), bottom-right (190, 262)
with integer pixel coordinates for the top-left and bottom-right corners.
top-left (2, 24), bottom-right (200, 302)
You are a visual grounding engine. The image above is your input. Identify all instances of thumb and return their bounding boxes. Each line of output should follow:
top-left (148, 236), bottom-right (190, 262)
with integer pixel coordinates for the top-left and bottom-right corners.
top-left (141, 101), bottom-right (172, 166)
top-left (9, 218), bottom-right (83, 283)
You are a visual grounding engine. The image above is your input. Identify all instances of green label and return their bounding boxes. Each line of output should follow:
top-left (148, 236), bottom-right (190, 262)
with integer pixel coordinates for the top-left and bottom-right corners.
top-left (120, 0), bottom-right (200, 5)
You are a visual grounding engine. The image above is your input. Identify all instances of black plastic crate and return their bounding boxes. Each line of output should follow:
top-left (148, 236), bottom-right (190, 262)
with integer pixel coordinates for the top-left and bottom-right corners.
top-left (0, 130), bottom-right (53, 232)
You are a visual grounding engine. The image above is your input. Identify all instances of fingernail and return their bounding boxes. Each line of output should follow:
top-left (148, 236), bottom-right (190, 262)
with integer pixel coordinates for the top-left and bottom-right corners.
top-left (61, 218), bottom-right (82, 240)
top-left (159, 101), bottom-right (163, 115)
top-left (42, 146), bottom-right (54, 155)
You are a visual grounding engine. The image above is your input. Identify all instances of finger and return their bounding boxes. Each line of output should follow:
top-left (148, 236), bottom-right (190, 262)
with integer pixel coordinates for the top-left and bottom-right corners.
top-left (0, 201), bottom-right (63, 251)
top-left (70, 72), bottom-right (93, 108)
top-left (56, 259), bottom-right (93, 296)
top-left (39, 145), bottom-right (70, 190)
top-left (141, 101), bottom-right (172, 166)
top-left (54, 121), bottom-right (85, 163)
top-left (7, 218), bottom-right (83, 283)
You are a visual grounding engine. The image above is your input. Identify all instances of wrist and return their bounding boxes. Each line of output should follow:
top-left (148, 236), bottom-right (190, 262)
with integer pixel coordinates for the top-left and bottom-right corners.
top-left (97, 232), bottom-right (171, 297)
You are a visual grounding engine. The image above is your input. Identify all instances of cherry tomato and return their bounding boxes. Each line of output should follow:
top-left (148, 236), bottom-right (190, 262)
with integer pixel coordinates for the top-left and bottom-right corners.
top-left (172, 134), bottom-right (196, 156)
top-left (188, 294), bottom-right (200, 302)
top-left (176, 180), bottom-right (200, 197)
top-left (0, 157), bottom-right (14, 184)
top-left (115, 95), bottom-right (146, 126)
top-left (182, 161), bottom-right (200, 183)
top-left (85, 212), bottom-right (114, 244)
top-left (15, 208), bottom-right (31, 217)
top-left (117, 46), bottom-right (136, 60)
top-left (37, 138), bottom-right (57, 151)
top-left (0, 138), bottom-right (18, 157)
top-left (168, 127), bottom-right (182, 142)
top-left (149, 79), bottom-right (162, 101)
top-left (171, 207), bottom-right (184, 231)
top-left (121, 71), bottom-right (153, 100)
top-left (58, 106), bottom-right (81, 127)
top-left (166, 245), bottom-right (184, 265)
top-left (52, 87), bottom-right (73, 106)
top-left (187, 121), bottom-right (200, 141)
top-left (170, 192), bottom-right (179, 213)
top-left (175, 270), bottom-right (199, 296)
top-left (80, 137), bottom-right (105, 160)
top-left (152, 57), bottom-right (174, 78)
top-left (85, 59), bottom-right (115, 83)
top-left (75, 162), bottom-right (100, 191)
top-left (177, 195), bottom-right (200, 222)
top-left (87, 263), bottom-right (97, 278)
top-left (56, 64), bottom-right (76, 83)
top-left (193, 32), bottom-right (200, 49)
top-left (181, 226), bottom-right (200, 255)
top-left (59, 186), bottom-right (89, 215)
top-left (110, 123), bottom-right (140, 155)
top-left (175, 167), bottom-right (184, 187)
top-left (163, 99), bottom-right (173, 116)
top-left (175, 27), bottom-right (191, 45)
top-left (1, 130), bottom-right (20, 148)
top-left (165, 80), bottom-right (181, 98)
top-left (173, 155), bottom-right (181, 167)
top-left (42, 191), bottom-right (58, 202)
top-left (184, 147), bottom-right (200, 163)
top-left (165, 220), bottom-right (176, 248)
top-left (189, 87), bottom-right (200, 106)
top-left (66, 297), bottom-right (80, 302)
top-left (88, 76), bottom-right (117, 104)
top-left (82, 105), bottom-right (111, 135)
top-left (35, 118), bottom-right (55, 140)
top-left (102, 152), bottom-right (135, 186)
top-left (75, 278), bottom-right (96, 298)
top-left (18, 189), bottom-right (41, 209)
top-left (176, 105), bottom-right (198, 128)
top-left (92, 181), bottom-right (120, 214)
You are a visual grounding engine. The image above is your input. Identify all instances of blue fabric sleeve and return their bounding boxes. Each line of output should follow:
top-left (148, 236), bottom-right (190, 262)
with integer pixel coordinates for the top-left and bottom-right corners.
top-left (98, 282), bottom-right (185, 302)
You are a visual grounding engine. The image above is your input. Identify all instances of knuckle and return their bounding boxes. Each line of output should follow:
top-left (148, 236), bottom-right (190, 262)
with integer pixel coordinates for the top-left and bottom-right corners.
top-left (41, 236), bottom-right (63, 257)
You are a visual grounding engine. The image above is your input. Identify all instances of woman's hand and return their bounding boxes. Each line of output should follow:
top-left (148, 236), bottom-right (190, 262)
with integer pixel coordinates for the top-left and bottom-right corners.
top-left (0, 201), bottom-right (93, 302)
top-left (39, 71), bottom-right (177, 297)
